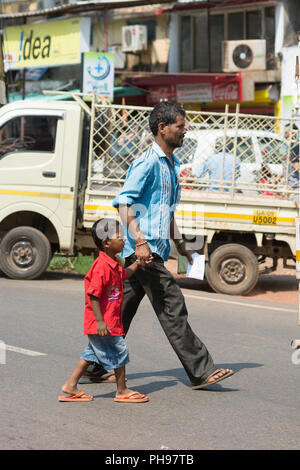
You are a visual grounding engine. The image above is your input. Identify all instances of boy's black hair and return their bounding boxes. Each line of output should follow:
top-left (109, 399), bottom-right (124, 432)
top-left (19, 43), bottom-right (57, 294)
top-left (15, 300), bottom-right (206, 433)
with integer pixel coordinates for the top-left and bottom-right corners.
top-left (91, 218), bottom-right (120, 251)
top-left (149, 101), bottom-right (185, 137)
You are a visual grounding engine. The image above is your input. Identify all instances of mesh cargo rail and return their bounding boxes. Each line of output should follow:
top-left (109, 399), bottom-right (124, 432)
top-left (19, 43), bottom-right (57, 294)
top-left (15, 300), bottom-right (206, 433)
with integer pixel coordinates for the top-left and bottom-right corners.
top-left (88, 100), bottom-right (300, 200)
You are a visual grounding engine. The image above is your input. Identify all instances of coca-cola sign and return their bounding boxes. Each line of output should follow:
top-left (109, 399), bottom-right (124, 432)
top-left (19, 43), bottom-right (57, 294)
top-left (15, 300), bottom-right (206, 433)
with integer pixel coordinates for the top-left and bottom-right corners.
top-left (212, 83), bottom-right (240, 102)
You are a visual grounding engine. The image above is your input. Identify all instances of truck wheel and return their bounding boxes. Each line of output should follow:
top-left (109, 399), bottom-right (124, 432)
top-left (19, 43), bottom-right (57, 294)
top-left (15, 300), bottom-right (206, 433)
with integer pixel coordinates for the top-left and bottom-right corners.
top-left (0, 227), bottom-right (51, 280)
top-left (205, 243), bottom-right (259, 296)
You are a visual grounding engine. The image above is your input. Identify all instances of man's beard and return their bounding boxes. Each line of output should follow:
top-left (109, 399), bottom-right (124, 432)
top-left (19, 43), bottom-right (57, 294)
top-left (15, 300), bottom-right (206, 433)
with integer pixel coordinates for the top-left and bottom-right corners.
top-left (166, 136), bottom-right (184, 149)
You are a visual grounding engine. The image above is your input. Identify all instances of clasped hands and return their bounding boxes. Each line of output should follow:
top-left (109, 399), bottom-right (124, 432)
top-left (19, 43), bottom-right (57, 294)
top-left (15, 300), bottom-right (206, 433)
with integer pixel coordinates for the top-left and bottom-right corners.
top-left (135, 241), bottom-right (153, 266)
top-left (135, 239), bottom-right (195, 266)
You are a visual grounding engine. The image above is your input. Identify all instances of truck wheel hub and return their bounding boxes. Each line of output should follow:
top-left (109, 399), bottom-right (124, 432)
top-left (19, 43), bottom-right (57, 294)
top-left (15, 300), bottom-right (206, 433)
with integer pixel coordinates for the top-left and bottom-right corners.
top-left (220, 258), bottom-right (245, 284)
top-left (11, 241), bottom-right (34, 267)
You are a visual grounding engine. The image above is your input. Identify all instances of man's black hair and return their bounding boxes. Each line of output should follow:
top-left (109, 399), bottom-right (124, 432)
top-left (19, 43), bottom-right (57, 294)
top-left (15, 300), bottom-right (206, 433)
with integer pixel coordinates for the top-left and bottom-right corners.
top-left (91, 218), bottom-right (120, 251)
top-left (149, 101), bottom-right (185, 136)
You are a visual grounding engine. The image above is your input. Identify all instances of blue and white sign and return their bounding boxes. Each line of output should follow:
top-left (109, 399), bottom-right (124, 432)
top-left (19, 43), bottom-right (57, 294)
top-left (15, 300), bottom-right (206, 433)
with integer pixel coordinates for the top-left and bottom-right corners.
top-left (82, 52), bottom-right (114, 100)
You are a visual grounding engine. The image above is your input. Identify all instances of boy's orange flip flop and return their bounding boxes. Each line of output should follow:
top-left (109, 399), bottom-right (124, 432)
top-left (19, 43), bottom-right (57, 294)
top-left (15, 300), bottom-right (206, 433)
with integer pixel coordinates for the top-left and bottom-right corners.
top-left (58, 391), bottom-right (94, 402)
top-left (114, 392), bottom-right (149, 403)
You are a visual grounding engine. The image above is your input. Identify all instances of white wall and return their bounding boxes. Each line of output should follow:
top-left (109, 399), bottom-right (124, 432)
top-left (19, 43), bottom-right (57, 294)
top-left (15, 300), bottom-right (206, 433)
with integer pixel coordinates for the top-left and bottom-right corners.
top-left (281, 46), bottom-right (300, 118)
top-left (168, 13), bottom-right (180, 73)
top-left (275, 2), bottom-right (285, 55)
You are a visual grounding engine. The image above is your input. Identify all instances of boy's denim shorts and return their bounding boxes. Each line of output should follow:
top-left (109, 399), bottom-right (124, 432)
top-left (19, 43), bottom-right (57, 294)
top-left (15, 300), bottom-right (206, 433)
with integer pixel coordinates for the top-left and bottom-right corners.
top-left (80, 334), bottom-right (130, 370)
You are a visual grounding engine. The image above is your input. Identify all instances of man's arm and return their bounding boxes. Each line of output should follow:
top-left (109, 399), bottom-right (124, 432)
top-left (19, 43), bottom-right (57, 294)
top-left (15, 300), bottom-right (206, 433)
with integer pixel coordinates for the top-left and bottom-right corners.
top-left (113, 156), bottom-right (153, 262)
top-left (118, 204), bottom-right (153, 261)
top-left (170, 217), bottom-right (194, 264)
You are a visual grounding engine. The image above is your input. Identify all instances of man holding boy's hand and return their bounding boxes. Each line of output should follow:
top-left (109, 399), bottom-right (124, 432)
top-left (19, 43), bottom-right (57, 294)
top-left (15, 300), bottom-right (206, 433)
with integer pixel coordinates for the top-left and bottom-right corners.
top-left (86, 102), bottom-right (234, 390)
top-left (114, 102), bottom-right (234, 390)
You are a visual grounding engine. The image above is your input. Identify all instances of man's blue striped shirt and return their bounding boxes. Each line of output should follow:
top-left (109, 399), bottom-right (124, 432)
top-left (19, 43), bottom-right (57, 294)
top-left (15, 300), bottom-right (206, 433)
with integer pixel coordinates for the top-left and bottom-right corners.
top-left (112, 142), bottom-right (181, 261)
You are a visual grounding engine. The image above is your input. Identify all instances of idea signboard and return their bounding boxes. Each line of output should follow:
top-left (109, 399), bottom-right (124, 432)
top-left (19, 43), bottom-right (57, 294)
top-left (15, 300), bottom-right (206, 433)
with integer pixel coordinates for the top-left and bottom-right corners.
top-left (3, 17), bottom-right (91, 70)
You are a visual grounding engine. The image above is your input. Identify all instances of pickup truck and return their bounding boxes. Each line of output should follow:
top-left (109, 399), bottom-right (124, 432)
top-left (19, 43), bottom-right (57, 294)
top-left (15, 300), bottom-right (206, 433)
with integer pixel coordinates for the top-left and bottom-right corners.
top-left (0, 92), bottom-right (298, 295)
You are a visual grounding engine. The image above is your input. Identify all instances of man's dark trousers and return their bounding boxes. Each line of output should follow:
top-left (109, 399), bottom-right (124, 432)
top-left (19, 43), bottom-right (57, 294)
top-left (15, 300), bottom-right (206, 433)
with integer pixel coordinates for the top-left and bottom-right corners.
top-left (123, 254), bottom-right (216, 386)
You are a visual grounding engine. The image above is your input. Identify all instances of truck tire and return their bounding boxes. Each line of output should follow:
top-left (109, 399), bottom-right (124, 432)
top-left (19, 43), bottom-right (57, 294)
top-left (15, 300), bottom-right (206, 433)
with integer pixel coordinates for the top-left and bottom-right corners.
top-left (0, 226), bottom-right (52, 280)
top-left (205, 243), bottom-right (259, 296)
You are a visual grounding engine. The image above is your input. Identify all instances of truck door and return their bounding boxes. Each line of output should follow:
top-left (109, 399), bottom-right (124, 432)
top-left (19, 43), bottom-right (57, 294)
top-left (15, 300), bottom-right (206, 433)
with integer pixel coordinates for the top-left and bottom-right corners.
top-left (0, 109), bottom-right (65, 214)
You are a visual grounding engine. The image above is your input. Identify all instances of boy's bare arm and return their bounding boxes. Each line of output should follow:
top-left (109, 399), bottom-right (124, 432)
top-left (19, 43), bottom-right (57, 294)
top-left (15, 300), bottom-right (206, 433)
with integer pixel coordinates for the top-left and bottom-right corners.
top-left (125, 258), bottom-right (152, 279)
top-left (89, 294), bottom-right (111, 336)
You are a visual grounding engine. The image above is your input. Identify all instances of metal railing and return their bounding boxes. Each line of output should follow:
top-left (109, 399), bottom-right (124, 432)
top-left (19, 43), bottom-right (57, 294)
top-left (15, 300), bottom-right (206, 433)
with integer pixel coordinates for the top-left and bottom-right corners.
top-left (88, 97), bottom-right (299, 200)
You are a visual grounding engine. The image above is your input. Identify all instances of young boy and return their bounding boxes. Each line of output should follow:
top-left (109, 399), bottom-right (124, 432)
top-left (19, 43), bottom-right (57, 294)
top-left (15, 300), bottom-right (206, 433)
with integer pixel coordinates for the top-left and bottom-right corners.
top-left (58, 218), bottom-right (150, 403)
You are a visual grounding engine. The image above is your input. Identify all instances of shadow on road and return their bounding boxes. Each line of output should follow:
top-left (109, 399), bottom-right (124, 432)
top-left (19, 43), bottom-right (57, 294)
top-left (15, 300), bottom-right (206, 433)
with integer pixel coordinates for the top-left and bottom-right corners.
top-left (176, 277), bottom-right (212, 292)
top-left (92, 363), bottom-right (263, 397)
top-left (175, 273), bottom-right (298, 299)
top-left (41, 271), bottom-right (85, 281)
top-left (0, 269), bottom-right (85, 281)
top-left (246, 274), bottom-right (298, 297)
top-left (93, 380), bottom-right (180, 399)
top-left (1, 266), bottom-right (297, 299)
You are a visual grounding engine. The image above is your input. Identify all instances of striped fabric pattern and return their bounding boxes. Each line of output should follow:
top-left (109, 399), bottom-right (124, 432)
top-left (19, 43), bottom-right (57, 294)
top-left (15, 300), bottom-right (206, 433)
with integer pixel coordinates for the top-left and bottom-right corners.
top-left (113, 142), bottom-right (181, 261)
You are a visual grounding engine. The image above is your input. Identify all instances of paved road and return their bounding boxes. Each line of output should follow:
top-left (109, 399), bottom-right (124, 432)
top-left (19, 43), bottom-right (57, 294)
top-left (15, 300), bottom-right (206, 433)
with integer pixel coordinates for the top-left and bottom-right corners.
top-left (1, 272), bottom-right (300, 450)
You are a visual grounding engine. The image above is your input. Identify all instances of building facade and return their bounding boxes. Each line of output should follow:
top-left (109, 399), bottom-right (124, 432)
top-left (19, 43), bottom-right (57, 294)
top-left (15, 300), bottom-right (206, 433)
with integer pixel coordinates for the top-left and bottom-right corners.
top-left (1, 0), bottom-right (300, 116)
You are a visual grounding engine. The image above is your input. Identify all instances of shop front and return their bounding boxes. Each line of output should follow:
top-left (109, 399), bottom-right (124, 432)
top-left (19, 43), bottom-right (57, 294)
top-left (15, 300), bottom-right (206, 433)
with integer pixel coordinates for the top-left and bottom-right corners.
top-left (131, 72), bottom-right (279, 115)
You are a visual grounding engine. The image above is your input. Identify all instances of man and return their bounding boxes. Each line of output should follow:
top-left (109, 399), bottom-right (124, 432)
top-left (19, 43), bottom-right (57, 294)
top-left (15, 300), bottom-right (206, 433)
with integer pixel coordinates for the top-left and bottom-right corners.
top-left (289, 145), bottom-right (299, 186)
top-left (194, 141), bottom-right (241, 192)
top-left (281, 123), bottom-right (298, 158)
top-left (274, 125), bottom-right (299, 201)
top-left (84, 102), bottom-right (234, 389)
top-left (284, 144), bottom-right (299, 202)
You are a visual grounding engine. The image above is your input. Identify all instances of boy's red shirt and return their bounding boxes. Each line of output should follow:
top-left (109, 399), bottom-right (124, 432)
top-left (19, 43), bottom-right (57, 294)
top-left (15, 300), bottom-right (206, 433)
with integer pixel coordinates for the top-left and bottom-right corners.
top-left (84, 251), bottom-right (127, 336)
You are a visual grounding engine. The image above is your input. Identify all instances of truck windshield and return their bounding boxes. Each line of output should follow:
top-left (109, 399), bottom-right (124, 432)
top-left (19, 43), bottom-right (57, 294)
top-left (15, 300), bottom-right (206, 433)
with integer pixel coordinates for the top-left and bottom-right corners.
top-left (0, 115), bottom-right (58, 157)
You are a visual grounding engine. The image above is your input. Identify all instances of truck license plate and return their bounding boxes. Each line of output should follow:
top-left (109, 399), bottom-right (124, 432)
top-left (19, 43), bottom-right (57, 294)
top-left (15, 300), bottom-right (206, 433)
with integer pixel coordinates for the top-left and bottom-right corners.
top-left (252, 210), bottom-right (277, 225)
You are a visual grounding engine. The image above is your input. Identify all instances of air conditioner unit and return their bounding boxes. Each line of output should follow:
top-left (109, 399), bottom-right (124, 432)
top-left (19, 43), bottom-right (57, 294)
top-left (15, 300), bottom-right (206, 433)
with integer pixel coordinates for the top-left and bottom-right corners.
top-left (122, 25), bottom-right (147, 53)
top-left (222, 39), bottom-right (266, 72)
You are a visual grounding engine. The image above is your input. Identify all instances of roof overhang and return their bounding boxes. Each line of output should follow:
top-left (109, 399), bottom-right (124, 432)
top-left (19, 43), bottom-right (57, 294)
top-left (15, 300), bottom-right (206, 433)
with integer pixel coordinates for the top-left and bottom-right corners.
top-left (0, 0), bottom-right (176, 19)
top-left (0, 0), bottom-right (268, 20)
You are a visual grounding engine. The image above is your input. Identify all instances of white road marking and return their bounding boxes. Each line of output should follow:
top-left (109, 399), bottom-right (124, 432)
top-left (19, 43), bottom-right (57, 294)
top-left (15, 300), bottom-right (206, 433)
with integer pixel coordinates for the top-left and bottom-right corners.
top-left (2, 344), bottom-right (47, 357)
top-left (184, 293), bottom-right (297, 313)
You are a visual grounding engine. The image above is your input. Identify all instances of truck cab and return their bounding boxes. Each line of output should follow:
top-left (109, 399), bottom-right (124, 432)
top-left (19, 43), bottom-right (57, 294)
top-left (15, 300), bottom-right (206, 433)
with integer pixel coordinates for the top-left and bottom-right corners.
top-left (0, 100), bottom-right (84, 279)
